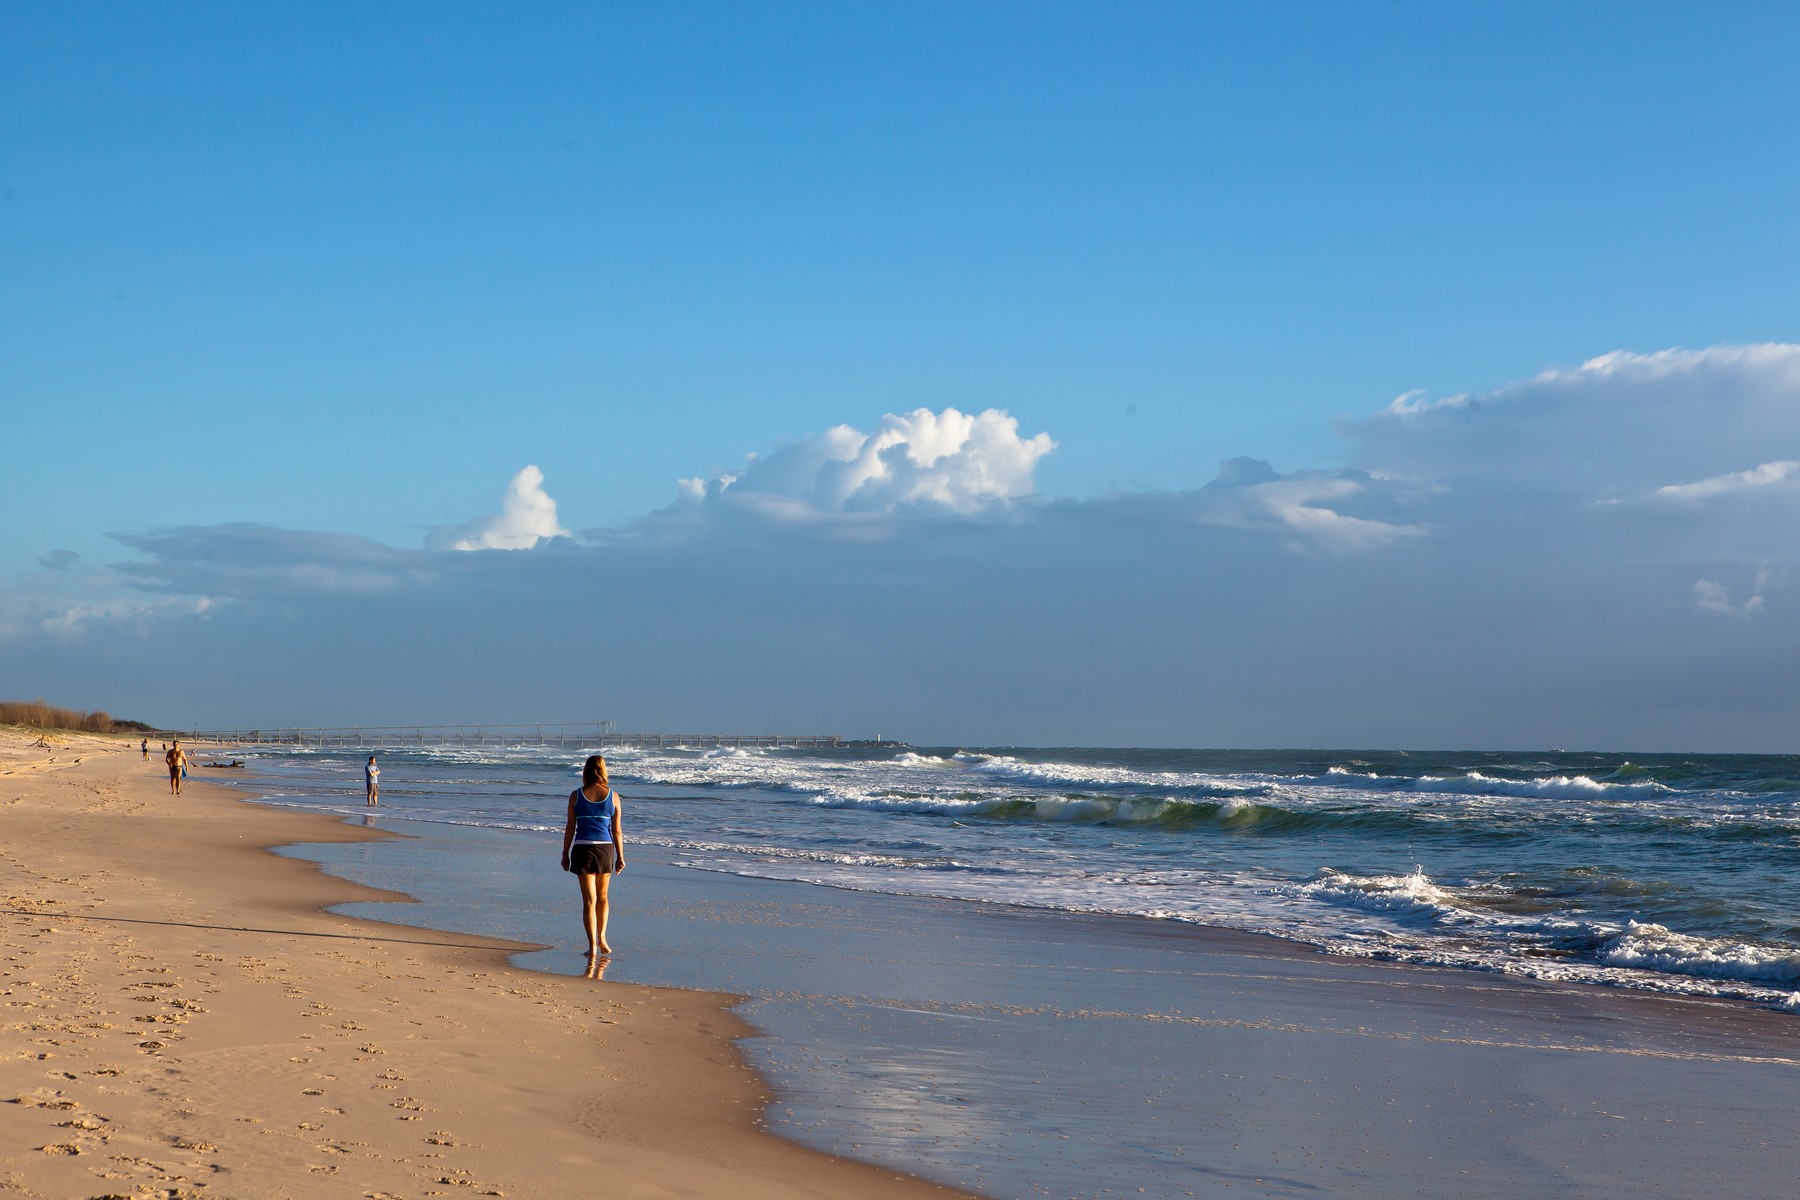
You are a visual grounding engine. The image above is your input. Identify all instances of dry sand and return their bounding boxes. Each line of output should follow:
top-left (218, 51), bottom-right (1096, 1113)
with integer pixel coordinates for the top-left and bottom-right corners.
top-left (0, 729), bottom-right (972, 1199)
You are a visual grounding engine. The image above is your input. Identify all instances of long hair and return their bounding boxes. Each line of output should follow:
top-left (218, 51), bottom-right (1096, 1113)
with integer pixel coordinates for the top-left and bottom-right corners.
top-left (581, 754), bottom-right (609, 791)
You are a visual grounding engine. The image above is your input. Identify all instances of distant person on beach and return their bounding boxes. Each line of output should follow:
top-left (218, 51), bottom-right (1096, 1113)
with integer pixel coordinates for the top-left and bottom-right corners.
top-left (164, 740), bottom-right (190, 795)
top-left (140, 738), bottom-right (148, 759)
top-left (560, 754), bottom-right (625, 957)
top-left (365, 755), bottom-right (380, 806)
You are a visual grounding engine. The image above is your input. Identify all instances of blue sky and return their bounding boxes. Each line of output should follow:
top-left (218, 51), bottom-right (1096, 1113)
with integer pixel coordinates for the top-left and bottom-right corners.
top-left (5, 3), bottom-right (1798, 746)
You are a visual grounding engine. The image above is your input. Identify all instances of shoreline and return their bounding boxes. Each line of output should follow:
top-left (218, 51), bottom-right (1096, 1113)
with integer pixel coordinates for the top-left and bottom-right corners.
top-left (190, 738), bottom-right (1800, 1016)
top-left (260, 776), bottom-right (1800, 1029)
top-left (0, 730), bottom-right (975, 1198)
top-left (273, 793), bottom-right (1800, 1197)
top-left (12, 731), bottom-right (1800, 1198)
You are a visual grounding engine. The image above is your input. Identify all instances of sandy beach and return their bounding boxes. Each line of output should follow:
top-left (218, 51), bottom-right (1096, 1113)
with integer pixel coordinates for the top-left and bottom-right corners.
top-left (7, 731), bottom-right (1800, 1200)
top-left (0, 730), bottom-right (971, 1199)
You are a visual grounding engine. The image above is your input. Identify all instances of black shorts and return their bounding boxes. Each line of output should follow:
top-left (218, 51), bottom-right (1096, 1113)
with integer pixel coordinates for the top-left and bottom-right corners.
top-left (569, 844), bottom-right (616, 875)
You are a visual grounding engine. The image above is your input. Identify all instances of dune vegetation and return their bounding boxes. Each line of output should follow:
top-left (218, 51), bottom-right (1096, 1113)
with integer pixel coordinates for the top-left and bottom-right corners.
top-left (0, 698), bottom-right (152, 734)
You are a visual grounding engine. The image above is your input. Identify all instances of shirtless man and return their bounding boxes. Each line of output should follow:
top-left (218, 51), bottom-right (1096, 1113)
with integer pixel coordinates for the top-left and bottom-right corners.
top-left (164, 740), bottom-right (190, 795)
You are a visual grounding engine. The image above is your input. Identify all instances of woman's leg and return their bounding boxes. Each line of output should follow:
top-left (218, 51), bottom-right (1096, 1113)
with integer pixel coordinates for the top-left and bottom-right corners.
top-left (593, 871), bottom-right (614, 954)
top-left (576, 871), bottom-right (601, 956)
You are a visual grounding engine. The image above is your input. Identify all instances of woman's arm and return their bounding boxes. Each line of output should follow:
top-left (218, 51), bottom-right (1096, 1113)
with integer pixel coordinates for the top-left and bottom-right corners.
top-left (610, 795), bottom-right (625, 873)
top-left (560, 794), bottom-right (577, 872)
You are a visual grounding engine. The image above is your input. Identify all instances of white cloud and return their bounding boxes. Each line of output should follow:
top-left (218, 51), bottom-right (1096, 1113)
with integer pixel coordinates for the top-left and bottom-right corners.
top-left (1349, 343), bottom-right (1800, 496)
top-left (1191, 465), bottom-right (1427, 550)
top-left (1694, 580), bottom-right (1737, 616)
top-left (680, 407), bottom-right (1055, 517)
top-left (1694, 570), bottom-right (1774, 618)
top-left (39, 595), bottom-right (218, 636)
top-left (1653, 461), bottom-right (1800, 503)
top-left (432, 465), bottom-right (569, 551)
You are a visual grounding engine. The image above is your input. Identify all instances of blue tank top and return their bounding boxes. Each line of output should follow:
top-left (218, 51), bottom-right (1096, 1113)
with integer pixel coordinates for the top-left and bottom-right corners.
top-left (570, 787), bottom-right (615, 843)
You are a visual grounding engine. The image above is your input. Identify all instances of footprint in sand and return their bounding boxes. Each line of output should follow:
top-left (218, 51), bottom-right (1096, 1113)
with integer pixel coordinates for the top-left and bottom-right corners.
top-left (7, 1089), bottom-right (80, 1109)
top-left (434, 1169), bottom-right (505, 1194)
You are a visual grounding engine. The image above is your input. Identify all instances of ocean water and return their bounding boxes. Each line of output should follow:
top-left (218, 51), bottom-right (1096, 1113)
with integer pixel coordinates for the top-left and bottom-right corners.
top-left (234, 743), bottom-right (1800, 1011)
top-left (219, 742), bottom-right (1800, 1197)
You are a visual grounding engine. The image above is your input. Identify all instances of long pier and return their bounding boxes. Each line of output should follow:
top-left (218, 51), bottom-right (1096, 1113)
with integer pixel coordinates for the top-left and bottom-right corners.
top-left (180, 723), bottom-right (892, 750)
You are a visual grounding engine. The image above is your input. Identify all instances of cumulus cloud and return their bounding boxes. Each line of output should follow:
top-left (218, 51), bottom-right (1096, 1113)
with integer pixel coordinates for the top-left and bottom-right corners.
top-left (431, 465), bottom-right (569, 551)
top-left (651, 410), bottom-right (1433, 553)
top-left (677, 407), bottom-right (1055, 517)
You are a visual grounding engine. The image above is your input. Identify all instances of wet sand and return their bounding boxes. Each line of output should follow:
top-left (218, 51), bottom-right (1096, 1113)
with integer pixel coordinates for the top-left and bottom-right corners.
top-left (294, 806), bottom-right (1800, 1199)
top-left (0, 730), bottom-right (972, 1199)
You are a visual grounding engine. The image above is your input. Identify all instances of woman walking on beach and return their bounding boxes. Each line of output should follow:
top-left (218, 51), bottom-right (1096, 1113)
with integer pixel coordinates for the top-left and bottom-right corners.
top-left (560, 754), bottom-right (625, 957)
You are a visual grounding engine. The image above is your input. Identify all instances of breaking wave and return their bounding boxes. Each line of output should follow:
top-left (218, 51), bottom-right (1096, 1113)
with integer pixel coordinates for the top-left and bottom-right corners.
top-left (1324, 765), bottom-right (1675, 801)
top-left (230, 741), bottom-right (1800, 1012)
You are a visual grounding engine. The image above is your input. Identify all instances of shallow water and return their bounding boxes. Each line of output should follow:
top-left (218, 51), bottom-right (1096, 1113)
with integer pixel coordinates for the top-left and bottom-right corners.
top-left (240, 743), bottom-right (1800, 1009)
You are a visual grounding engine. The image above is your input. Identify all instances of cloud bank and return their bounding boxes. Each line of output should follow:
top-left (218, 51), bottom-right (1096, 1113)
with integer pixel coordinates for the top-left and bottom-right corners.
top-left (10, 354), bottom-right (1800, 750)
top-left (1349, 344), bottom-right (1800, 495)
